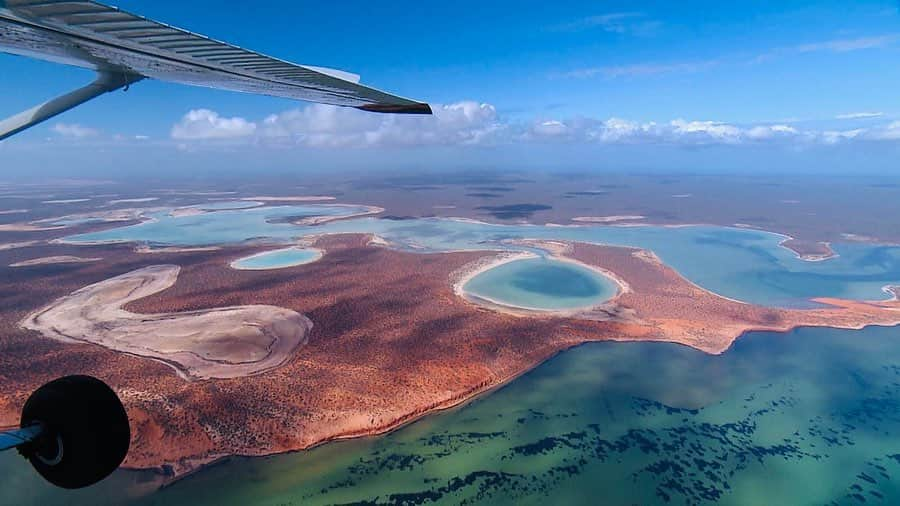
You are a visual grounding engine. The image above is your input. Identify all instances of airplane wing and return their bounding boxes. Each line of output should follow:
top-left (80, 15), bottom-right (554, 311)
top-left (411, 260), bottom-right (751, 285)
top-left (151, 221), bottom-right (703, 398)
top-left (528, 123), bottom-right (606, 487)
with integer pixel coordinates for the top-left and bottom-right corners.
top-left (0, 0), bottom-right (431, 114)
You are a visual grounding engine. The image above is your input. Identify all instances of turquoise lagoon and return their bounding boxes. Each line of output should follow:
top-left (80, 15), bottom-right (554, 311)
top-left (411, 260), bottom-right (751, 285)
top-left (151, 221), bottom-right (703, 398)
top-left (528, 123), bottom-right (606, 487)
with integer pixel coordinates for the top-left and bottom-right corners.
top-left (230, 247), bottom-right (322, 270)
top-left (463, 257), bottom-right (619, 310)
top-left (63, 203), bottom-right (900, 308)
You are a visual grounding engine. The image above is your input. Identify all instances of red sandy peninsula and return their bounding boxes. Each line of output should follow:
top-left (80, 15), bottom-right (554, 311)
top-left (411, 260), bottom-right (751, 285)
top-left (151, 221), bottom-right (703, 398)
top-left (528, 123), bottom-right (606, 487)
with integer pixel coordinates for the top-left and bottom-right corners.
top-left (0, 234), bottom-right (898, 480)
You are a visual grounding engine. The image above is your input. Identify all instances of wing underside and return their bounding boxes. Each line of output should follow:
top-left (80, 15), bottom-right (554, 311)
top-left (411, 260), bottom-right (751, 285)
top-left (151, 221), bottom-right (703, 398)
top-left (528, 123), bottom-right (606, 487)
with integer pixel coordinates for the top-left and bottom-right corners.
top-left (0, 0), bottom-right (431, 114)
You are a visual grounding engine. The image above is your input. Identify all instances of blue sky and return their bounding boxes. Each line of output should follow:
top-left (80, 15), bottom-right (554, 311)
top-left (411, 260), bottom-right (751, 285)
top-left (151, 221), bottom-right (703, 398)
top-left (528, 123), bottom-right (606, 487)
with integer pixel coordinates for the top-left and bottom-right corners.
top-left (1, 0), bottom-right (899, 177)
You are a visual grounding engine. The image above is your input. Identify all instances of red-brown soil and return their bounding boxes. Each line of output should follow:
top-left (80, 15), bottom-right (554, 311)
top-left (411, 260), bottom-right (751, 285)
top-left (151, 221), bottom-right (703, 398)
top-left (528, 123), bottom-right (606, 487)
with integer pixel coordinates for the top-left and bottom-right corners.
top-left (1, 234), bottom-right (898, 479)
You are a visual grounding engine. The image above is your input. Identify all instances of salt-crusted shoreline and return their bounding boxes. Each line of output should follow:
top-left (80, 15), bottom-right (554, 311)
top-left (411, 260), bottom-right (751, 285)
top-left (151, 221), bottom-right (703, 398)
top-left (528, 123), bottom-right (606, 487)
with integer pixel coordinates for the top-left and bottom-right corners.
top-left (229, 247), bottom-right (324, 270)
top-left (10, 255), bottom-right (102, 267)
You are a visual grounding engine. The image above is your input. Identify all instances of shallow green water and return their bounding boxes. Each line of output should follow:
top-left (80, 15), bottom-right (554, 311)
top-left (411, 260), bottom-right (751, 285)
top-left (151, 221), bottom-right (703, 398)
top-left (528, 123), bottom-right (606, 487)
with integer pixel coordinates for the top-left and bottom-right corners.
top-left (463, 257), bottom-right (618, 310)
top-left (62, 204), bottom-right (900, 307)
top-left (5, 325), bottom-right (900, 505)
top-left (231, 247), bottom-right (321, 270)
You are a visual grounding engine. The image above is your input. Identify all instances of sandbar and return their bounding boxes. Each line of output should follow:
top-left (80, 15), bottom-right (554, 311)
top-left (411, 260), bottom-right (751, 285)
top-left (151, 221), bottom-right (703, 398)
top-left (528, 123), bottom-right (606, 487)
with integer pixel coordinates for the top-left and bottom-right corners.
top-left (135, 245), bottom-right (221, 254)
top-left (241, 196), bottom-right (336, 202)
top-left (10, 256), bottom-right (102, 267)
top-left (42, 198), bottom-right (91, 204)
top-left (572, 215), bottom-right (646, 223)
top-left (0, 240), bottom-right (42, 251)
top-left (292, 205), bottom-right (384, 225)
top-left (109, 197), bottom-right (159, 205)
top-left (21, 265), bottom-right (312, 380)
top-left (0, 223), bottom-right (66, 232)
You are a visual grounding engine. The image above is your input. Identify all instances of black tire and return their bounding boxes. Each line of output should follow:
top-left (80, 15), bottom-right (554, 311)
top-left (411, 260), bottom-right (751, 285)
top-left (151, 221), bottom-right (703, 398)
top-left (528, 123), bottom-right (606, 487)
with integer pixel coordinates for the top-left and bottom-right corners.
top-left (19, 375), bottom-right (130, 489)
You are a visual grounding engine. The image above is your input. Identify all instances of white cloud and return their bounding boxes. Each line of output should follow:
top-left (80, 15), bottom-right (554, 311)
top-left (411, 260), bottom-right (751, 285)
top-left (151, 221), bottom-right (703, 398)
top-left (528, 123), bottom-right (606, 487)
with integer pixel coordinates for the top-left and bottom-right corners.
top-left (171, 102), bottom-right (900, 150)
top-left (171, 102), bottom-right (504, 148)
top-left (865, 121), bottom-right (900, 140)
top-left (821, 129), bottom-right (865, 144)
top-left (527, 117), bottom-right (809, 146)
top-left (258, 101), bottom-right (504, 147)
top-left (670, 119), bottom-right (742, 143)
top-left (836, 112), bottom-right (884, 120)
top-left (561, 60), bottom-right (718, 79)
top-left (818, 122), bottom-right (900, 143)
top-left (754, 34), bottom-right (899, 63)
top-left (530, 120), bottom-right (569, 137)
top-left (550, 12), bottom-right (660, 36)
top-left (170, 109), bottom-right (257, 140)
top-left (560, 32), bottom-right (897, 82)
top-left (590, 118), bottom-right (660, 143)
top-left (52, 123), bottom-right (98, 138)
top-left (794, 34), bottom-right (899, 53)
top-left (745, 124), bottom-right (798, 140)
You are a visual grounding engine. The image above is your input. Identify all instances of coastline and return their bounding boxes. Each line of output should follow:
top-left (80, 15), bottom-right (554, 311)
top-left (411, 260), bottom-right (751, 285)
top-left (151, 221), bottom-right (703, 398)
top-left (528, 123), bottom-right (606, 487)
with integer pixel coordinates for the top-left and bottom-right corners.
top-left (240, 196), bottom-right (336, 202)
top-left (7, 203), bottom-right (900, 486)
top-left (291, 205), bottom-right (384, 226)
top-left (124, 318), bottom-right (900, 486)
top-left (572, 215), bottom-right (646, 224)
top-left (450, 250), bottom-right (538, 301)
top-left (19, 200), bottom-right (895, 269)
top-left (6, 234), bottom-right (900, 485)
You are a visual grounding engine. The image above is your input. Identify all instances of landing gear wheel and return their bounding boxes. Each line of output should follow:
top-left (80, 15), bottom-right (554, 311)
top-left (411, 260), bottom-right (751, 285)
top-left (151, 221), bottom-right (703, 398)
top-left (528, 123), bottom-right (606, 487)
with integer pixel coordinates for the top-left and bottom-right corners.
top-left (18, 375), bottom-right (130, 489)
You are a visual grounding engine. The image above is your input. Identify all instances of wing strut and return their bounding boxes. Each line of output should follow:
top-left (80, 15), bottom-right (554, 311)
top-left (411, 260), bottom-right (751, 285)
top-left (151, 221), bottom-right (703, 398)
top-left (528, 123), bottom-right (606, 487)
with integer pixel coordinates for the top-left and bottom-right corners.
top-left (0, 71), bottom-right (143, 141)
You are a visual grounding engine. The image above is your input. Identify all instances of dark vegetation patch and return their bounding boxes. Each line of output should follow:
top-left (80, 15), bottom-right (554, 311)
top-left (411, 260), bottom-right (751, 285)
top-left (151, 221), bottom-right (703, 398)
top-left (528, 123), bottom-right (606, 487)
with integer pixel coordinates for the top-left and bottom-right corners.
top-left (737, 216), bottom-right (774, 223)
top-left (380, 216), bottom-right (420, 221)
top-left (404, 186), bottom-right (444, 191)
top-left (467, 186), bottom-right (516, 192)
top-left (265, 215), bottom-right (319, 225)
top-left (565, 191), bottom-right (610, 197)
top-left (476, 204), bottom-right (552, 220)
top-left (353, 172), bottom-right (533, 190)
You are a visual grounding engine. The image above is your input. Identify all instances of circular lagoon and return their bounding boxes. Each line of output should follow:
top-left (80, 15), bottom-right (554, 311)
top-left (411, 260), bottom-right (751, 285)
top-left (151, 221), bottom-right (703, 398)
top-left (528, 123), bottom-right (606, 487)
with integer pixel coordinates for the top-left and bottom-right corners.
top-left (231, 247), bottom-right (322, 270)
top-left (463, 257), bottom-right (618, 311)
